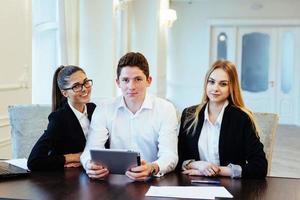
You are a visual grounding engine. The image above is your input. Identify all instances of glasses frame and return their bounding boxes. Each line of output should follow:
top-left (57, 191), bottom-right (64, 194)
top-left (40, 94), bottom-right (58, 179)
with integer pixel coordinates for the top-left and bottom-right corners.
top-left (63, 79), bottom-right (93, 93)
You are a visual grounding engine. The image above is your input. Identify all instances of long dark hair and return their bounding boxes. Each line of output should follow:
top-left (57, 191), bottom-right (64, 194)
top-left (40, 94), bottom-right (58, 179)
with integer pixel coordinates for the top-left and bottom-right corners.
top-left (52, 65), bottom-right (85, 112)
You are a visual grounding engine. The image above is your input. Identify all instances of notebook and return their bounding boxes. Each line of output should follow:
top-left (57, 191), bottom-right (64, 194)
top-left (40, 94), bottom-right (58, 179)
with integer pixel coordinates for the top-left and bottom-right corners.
top-left (0, 161), bottom-right (30, 178)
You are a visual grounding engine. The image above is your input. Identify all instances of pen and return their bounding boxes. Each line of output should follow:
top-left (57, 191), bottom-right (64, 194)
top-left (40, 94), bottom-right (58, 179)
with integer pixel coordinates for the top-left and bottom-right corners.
top-left (191, 180), bottom-right (221, 185)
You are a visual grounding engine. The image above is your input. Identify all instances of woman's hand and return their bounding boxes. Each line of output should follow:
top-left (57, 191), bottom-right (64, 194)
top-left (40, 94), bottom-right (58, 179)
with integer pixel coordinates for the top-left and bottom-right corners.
top-left (64, 153), bottom-right (82, 168)
top-left (182, 160), bottom-right (220, 177)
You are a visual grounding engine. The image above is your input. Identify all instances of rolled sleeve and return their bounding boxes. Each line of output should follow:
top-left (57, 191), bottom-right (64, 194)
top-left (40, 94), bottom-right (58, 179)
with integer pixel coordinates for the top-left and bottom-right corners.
top-left (154, 102), bottom-right (179, 176)
top-left (80, 105), bottom-right (109, 170)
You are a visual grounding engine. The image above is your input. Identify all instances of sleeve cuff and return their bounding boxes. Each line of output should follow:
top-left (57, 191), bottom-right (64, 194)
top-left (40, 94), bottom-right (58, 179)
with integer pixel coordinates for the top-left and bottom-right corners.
top-left (182, 159), bottom-right (195, 170)
top-left (227, 163), bottom-right (242, 178)
top-left (151, 161), bottom-right (164, 177)
top-left (80, 150), bottom-right (91, 171)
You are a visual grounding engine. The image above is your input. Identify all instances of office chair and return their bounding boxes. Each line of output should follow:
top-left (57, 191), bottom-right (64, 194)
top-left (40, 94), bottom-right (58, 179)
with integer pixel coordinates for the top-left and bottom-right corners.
top-left (8, 104), bottom-right (51, 159)
top-left (254, 112), bottom-right (279, 175)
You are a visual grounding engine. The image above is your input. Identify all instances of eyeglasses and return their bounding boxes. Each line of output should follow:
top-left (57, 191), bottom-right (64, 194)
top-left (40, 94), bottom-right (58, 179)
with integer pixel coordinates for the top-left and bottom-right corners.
top-left (63, 79), bottom-right (93, 92)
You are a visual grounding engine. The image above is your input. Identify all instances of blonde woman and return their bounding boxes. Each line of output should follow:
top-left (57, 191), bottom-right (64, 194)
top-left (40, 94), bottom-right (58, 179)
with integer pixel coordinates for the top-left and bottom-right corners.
top-left (177, 60), bottom-right (267, 178)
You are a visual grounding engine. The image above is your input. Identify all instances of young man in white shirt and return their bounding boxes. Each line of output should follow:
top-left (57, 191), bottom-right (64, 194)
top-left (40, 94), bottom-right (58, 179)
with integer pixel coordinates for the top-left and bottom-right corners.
top-left (80, 52), bottom-right (178, 181)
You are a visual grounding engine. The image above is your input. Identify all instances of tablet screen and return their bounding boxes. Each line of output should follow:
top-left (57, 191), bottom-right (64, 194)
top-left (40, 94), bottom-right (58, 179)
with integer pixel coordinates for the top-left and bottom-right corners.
top-left (90, 149), bottom-right (141, 174)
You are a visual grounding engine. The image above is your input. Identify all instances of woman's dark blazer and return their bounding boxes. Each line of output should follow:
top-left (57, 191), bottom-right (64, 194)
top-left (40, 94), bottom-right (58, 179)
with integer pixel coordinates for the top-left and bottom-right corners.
top-left (177, 103), bottom-right (268, 178)
top-left (27, 102), bottom-right (96, 171)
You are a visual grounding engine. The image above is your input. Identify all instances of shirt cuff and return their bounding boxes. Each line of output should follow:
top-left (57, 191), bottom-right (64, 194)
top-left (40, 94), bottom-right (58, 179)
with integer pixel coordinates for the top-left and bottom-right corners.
top-left (80, 150), bottom-right (91, 171)
top-left (153, 171), bottom-right (164, 177)
top-left (227, 163), bottom-right (242, 178)
top-left (151, 161), bottom-right (165, 177)
top-left (154, 156), bottom-right (177, 177)
top-left (182, 159), bottom-right (195, 170)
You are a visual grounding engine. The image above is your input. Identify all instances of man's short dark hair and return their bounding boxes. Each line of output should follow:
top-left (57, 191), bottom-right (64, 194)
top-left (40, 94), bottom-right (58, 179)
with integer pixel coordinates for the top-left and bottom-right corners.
top-left (117, 52), bottom-right (149, 79)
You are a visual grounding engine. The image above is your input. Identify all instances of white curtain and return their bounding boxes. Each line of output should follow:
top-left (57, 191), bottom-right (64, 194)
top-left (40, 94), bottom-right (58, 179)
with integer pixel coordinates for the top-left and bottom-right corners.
top-left (58, 0), bottom-right (80, 65)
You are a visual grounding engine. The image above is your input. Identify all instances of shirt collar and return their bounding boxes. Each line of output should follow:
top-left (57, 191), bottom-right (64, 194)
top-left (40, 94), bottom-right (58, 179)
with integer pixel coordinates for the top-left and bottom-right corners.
top-left (117, 93), bottom-right (153, 111)
top-left (204, 100), bottom-right (229, 126)
top-left (68, 100), bottom-right (88, 119)
top-left (117, 96), bottom-right (127, 109)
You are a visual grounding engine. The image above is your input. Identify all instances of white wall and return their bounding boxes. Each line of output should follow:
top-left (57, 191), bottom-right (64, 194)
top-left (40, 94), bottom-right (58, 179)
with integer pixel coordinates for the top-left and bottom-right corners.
top-left (168, 0), bottom-right (300, 111)
top-left (0, 0), bottom-right (32, 158)
top-left (79, 0), bottom-right (171, 100)
top-left (80, 0), bottom-right (171, 100)
top-left (128, 0), bottom-right (170, 97)
top-left (79, 0), bottom-right (116, 101)
top-left (129, 0), bottom-right (159, 95)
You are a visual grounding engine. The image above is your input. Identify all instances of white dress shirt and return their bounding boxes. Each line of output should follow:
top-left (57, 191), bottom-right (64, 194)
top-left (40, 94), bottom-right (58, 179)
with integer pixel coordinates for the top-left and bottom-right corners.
top-left (198, 100), bottom-right (229, 165)
top-left (80, 94), bottom-right (178, 176)
top-left (68, 101), bottom-right (90, 138)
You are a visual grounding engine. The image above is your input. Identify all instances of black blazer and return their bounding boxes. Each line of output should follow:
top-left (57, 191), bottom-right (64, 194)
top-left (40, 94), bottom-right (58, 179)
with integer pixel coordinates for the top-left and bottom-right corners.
top-left (177, 103), bottom-right (268, 178)
top-left (27, 102), bottom-right (96, 171)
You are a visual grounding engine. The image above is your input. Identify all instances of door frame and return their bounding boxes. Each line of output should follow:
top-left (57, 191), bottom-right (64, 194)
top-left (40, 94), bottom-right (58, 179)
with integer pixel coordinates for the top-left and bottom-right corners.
top-left (207, 19), bottom-right (300, 125)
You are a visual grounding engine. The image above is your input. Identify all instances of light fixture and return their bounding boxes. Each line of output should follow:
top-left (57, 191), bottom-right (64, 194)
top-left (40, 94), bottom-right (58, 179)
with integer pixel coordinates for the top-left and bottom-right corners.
top-left (113, 0), bottom-right (132, 12)
top-left (218, 33), bottom-right (227, 42)
top-left (161, 8), bottom-right (177, 28)
top-left (251, 2), bottom-right (263, 10)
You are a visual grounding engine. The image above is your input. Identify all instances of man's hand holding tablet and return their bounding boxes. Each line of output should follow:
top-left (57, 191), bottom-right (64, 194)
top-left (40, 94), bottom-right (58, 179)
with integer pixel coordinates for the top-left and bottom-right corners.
top-left (87, 149), bottom-right (144, 180)
top-left (85, 160), bottom-right (109, 179)
top-left (126, 160), bottom-right (160, 181)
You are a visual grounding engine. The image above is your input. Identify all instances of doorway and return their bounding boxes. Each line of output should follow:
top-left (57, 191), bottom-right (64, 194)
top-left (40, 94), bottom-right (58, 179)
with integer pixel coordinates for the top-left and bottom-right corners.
top-left (210, 22), bottom-right (300, 125)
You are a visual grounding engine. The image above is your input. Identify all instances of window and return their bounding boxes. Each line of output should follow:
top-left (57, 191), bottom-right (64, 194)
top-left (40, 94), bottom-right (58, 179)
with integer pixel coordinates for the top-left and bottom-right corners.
top-left (217, 32), bottom-right (227, 60)
top-left (32, 0), bottom-right (59, 103)
top-left (281, 32), bottom-right (294, 94)
top-left (241, 32), bottom-right (270, 92)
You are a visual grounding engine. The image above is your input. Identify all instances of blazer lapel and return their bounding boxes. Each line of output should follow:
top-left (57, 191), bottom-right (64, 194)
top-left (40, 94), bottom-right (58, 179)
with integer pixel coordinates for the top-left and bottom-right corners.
top-left (86, 103), bottom-right (94, 121)
top-left (192, 105), bottom-right (206, 160)
top-left (65, 103), bottom-right (86, 141)
top-left (218, 104), bottom-right (231, 165)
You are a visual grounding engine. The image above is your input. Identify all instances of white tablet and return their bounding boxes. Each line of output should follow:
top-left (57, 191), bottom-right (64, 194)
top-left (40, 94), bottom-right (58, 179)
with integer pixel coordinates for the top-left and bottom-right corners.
top-left (90, 149), bottom-right (141, 174)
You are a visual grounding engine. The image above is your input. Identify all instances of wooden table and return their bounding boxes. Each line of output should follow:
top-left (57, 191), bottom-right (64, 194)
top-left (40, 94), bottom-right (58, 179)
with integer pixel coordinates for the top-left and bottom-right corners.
top-left (0, 168), bottom-right (299, 199)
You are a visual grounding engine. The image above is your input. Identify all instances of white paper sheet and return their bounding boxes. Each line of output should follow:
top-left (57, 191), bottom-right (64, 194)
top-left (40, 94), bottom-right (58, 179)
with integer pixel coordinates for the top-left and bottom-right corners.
top-left (5, 158), bottom-right (29, 171)
top-left (145, 186), bottom-right (233, 199)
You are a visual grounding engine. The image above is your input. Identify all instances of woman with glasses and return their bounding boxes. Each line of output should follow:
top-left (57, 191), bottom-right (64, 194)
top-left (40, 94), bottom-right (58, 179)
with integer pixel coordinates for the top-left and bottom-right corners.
top-left (177, 60), bottom-right (267, 178)
top-left (27, 65), bottom-right (96, 171)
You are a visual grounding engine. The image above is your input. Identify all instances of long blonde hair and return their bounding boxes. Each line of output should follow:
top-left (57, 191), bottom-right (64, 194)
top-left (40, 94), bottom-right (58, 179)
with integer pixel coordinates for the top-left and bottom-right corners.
top-left (186, 60), bottom-right (259, 136)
